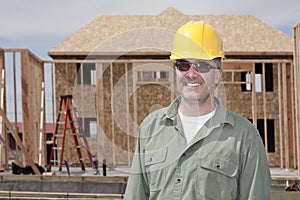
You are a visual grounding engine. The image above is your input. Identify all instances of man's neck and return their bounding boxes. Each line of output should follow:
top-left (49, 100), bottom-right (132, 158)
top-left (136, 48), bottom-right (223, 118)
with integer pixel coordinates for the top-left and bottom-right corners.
top-left (179, 97), bottom-right (216, 117)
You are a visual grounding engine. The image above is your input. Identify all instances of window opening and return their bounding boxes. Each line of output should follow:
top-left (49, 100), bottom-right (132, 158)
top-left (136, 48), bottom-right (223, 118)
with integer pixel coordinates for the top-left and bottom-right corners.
top-left (76, 63), bottom-right (96, 85)
top-left (241, 63), bottom-right (273, 92)
top-left (248, 118), bottom-right (275, 152)
top-left (83, 118), bottom-right (98, 138)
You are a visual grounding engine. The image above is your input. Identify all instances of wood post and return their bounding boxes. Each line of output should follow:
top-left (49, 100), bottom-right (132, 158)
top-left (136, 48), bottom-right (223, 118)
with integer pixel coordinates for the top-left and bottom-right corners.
top-left (0, 108), bottom-right (40, 174)
top-left (293, 22), bottom-right (300, 178)
top-left (0, 49), bottom-right (8, 169)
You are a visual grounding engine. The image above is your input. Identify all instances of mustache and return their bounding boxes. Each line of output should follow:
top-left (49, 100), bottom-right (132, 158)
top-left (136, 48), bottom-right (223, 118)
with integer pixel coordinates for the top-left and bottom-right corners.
top-left (181, 77), bottom-right (206, 84)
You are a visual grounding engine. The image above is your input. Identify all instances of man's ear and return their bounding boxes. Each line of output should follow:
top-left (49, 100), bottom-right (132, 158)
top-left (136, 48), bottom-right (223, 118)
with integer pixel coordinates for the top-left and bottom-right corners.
top-left (215, 69), bottom-right (223, 86)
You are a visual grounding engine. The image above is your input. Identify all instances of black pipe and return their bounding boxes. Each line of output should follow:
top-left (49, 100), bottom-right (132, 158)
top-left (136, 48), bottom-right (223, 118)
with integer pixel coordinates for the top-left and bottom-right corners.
top-left (103, 159), bottom-right (107, 176)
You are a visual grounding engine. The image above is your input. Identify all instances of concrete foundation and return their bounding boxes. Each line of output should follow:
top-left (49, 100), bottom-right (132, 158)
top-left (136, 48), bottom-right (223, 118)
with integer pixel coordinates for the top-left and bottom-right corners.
top-left (1, 167), bottom-right (300, 199)
top-left (0, 174), bottom-right (127, 194)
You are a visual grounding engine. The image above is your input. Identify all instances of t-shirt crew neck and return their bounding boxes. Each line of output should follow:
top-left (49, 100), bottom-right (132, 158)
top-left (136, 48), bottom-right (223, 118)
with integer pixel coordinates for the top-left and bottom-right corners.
top-left (179, 108), bottom-right (216, 143)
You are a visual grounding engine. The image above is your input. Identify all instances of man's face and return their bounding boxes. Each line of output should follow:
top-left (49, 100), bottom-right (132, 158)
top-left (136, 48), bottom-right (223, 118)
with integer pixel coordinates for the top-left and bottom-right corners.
top-left (175, 59), bottom-right (222, 104)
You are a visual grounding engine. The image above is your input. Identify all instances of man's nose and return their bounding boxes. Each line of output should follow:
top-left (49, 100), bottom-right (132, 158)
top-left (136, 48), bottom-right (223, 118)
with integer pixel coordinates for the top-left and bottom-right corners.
top-left (186, 64), bottom-right (199, 77)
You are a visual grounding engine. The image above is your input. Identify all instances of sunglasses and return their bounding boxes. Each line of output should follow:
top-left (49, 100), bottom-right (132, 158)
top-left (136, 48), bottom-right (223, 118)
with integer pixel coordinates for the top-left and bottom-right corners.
top-left (175, 60), bottom-right (219, 73)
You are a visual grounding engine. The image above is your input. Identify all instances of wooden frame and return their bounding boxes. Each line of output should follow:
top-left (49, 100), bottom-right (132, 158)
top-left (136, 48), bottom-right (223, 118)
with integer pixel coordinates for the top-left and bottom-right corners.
top-left (0, 48), bottom-right (299, 179)
top-left (52, 58), bottom-right (295, 169)
top-left (0, 49), bottom-right (44, 172)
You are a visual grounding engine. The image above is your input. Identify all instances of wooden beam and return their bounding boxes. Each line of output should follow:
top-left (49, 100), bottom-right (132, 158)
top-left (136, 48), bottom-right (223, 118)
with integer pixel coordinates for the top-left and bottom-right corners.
top-left (43, 58), bottom-right (292, 64)
top-left (251, 63), bottom-right (257, 127)
top-left (294, 22), bottom-right (300, 178)
top-left (0, 50), bottom-right (8, 169)
top-left (262, 63), bottom-right (268, 152)
top-left (125, 63), bottom-right (131, 166)
top-left (110, 64), bottom-right (116, 166)
top-left (21, 50), bottom-right (30, 164)
top-left (286, 63), bottom-right (295, 168)
top-left (38, 82), bottom-right (45, 165)
top-left (277, 63), bottom-right (284, 168)
top-left (291, 61), bottom-right (297, 168)
top-left (0, 108), bottom-right (41, 175)
top-left (95, 62), bottom-right (105, 166)
top-left (282, 63), bottom-right (289, 168)
top-left (222, 62), bottom-right (253, 71)
top-left (20, 49), bottom-right (45, 165)
top-left (12, 52), bottom-right (19, 159)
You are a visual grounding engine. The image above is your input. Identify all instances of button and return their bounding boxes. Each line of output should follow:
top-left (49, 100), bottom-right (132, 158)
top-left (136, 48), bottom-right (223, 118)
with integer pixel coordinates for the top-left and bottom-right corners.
top-left (177, 178), bottom-right (181, 183)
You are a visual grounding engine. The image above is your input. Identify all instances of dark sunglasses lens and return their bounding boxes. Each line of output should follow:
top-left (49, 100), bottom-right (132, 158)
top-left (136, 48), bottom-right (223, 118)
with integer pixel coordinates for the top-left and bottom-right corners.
top-left (194, 62), bottom-right (210, 73)
top-left (175, 61), bottom-right (190, 71)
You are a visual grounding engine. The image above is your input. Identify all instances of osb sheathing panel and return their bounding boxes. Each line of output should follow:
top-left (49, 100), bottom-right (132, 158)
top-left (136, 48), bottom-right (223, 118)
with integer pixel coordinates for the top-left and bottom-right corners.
top-left (57, 60), bottom-right (286, 167)
top-left (222, 64), bottom-right (282, 167)
top-left (97, 63), bottom-right (135, 165)
top-left (55, 63), bottom-right (78, 97)
top-left (55, 63), bottom-right (91, 165)
top-left (96, 63), bottom-right (175, 165)
top-left (73, 85), bottom-right (96, 117)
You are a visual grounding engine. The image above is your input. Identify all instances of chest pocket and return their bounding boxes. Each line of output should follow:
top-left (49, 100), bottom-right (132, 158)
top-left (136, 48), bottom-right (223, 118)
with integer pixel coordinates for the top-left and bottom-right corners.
top-left (197, 155), bottom-right (239, 199)
top-left (144, 147), bottom-right (168, 191)
top-left (200, 155), bottom-right (238, 177)
top-left (145, 147), bottom-right (168, 167)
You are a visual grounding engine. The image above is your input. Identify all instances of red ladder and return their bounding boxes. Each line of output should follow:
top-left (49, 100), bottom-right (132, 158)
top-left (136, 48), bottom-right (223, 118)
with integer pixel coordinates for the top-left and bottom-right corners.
top-left (48, 95), bottom-right (92, 171)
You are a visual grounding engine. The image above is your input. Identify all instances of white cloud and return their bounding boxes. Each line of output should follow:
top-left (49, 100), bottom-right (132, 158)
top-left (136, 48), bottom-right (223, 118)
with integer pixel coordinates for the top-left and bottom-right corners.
top-left (1, 0), bottom-right (299, 52)
top-left (1, 0), bottom-right (298, 36)
top-left (1, 0), bottom-right (299, 122)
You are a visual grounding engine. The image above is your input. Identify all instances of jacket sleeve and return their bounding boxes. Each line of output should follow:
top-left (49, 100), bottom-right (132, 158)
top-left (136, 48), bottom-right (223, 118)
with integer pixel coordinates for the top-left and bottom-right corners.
top-left (239, 129), bottom-right (271, 200)
top-left (124, 131), bottom-right (149, 200)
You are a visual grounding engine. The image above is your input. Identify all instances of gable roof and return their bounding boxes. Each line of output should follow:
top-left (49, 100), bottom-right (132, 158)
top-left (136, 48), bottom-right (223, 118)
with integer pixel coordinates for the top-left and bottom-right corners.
top-left (48, 7), bottom-right (293, 58)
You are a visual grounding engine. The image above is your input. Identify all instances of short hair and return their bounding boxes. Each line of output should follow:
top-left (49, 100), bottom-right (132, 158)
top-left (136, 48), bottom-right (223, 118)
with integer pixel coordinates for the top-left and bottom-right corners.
top-left (213, 58), bottom-right (222, 69)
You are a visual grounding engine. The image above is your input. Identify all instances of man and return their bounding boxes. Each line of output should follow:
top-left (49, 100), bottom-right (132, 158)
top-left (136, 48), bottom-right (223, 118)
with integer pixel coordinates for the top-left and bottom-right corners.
top-left (124, 21), bottom-right (271, 200)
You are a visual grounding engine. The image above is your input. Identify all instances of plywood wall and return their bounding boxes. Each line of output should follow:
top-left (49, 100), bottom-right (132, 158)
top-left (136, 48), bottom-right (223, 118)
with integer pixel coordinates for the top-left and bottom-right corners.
top-left (20, 50), bottom-right (45, 165)
top-left (293, 21), bottom-right (300, 174)
top-left (54, 58), bottom-right (295, 168)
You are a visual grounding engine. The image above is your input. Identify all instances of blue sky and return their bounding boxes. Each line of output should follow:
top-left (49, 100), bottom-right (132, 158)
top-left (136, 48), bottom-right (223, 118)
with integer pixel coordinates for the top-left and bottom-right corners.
top-left (0, 0), bottom-right (299, 59)
top-left (0, 0), bottom-right (299, 122)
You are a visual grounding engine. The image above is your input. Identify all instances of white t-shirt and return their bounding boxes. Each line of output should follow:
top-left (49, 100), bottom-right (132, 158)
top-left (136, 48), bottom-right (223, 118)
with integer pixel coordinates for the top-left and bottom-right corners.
top-left (179, 109), bottom-right (216, 144)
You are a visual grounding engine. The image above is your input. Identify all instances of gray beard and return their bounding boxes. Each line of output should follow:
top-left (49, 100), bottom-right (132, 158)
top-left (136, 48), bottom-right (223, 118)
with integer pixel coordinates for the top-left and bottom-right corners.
top-left (182, 94), bottom-right (209, 106)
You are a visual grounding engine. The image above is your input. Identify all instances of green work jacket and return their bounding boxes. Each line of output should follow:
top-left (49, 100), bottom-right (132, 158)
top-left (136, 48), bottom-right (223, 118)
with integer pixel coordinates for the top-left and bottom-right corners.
top-left (124, 97), bottom-right (271, 200)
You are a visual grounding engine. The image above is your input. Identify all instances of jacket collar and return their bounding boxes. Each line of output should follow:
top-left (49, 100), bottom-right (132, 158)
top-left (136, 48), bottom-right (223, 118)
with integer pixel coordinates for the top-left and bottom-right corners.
top-left (163, 96), bottom-right (234, 127)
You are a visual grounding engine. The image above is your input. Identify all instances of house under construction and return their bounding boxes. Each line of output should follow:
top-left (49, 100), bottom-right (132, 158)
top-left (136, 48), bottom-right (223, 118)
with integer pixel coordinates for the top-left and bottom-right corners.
top-left (1, 8), bottom-right (300, 183)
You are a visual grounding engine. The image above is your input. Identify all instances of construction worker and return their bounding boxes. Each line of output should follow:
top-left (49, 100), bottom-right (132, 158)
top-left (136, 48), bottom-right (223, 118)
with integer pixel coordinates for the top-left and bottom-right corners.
top-left (124, 21), bottom-right (271, 199)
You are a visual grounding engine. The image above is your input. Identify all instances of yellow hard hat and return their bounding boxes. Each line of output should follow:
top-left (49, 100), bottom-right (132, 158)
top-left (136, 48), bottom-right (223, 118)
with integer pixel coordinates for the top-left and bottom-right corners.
top-left (170, 21), bottom-right (225, 60)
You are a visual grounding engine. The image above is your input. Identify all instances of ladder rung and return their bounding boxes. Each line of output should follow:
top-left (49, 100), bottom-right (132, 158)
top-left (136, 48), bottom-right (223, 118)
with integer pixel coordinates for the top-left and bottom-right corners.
top-left (48, 95), bottom-right (92, 170)
top-left (54, 134), bottom-right (63, 138)
top-left (58, 127), bottom-right (75, 130)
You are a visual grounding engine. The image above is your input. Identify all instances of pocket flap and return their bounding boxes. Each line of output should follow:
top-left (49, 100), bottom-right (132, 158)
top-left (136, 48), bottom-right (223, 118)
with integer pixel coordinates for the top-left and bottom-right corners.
top-left (200, 155), bottom-right (238, 177)
top-left (145, 147), bottom-right (168, 166)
